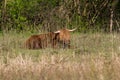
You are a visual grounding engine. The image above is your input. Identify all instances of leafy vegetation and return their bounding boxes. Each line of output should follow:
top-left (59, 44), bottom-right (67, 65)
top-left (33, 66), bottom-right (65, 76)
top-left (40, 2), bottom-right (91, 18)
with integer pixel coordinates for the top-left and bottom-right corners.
top-left (0, 0), bottom-right (120, 32)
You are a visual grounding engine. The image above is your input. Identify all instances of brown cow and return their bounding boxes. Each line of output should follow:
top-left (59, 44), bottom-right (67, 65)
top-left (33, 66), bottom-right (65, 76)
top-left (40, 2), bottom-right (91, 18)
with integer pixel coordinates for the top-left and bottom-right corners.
top-left (25, 28), bottom-right (76, 49)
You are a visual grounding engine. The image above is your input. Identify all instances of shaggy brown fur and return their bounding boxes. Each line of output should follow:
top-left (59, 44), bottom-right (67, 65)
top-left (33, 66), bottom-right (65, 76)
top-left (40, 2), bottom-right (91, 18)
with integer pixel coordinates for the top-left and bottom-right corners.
top-left (25, 32), bottom-right (59, 49)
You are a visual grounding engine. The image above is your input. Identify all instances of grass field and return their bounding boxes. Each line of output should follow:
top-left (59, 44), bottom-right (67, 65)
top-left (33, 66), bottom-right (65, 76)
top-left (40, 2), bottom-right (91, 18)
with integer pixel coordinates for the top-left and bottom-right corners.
top-left (0, 32), bottom-right (120, 80)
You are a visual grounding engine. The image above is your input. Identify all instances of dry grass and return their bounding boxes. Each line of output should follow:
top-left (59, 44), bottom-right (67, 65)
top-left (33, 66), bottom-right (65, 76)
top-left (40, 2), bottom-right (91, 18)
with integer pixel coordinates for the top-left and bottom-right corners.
top-left (0, 52), bottom-right (120, 80)
top-left (0, 32), bottom-right (120, 80)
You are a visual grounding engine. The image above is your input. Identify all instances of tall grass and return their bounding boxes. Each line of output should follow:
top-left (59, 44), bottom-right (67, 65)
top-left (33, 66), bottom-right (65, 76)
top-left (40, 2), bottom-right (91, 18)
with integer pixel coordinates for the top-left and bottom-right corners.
top-left (0, 32), bottom-right (120, 80)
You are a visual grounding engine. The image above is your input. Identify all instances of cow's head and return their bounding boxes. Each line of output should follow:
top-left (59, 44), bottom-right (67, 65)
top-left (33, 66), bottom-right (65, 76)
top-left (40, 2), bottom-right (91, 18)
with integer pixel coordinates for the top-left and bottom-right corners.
top-left (54, 28), bottom-right (77, 48)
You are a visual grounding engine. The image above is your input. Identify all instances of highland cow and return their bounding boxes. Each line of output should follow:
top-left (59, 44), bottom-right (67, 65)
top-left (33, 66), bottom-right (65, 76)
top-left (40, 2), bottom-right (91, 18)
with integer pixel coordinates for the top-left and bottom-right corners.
top-left (25, 28), bottom-right (76, 49)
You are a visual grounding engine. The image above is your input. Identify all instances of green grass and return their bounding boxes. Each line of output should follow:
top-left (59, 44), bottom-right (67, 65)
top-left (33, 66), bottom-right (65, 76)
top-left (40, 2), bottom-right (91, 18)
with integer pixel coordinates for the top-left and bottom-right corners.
top-left (0, 32), bottom-right (120, 80)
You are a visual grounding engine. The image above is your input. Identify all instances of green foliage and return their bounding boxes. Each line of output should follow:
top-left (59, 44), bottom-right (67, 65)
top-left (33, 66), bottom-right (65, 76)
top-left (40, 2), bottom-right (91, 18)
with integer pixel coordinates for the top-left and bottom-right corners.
top-left (0, 0), bottom-right (120, 32)
top-left (7, 0), bottom-right (27, 31)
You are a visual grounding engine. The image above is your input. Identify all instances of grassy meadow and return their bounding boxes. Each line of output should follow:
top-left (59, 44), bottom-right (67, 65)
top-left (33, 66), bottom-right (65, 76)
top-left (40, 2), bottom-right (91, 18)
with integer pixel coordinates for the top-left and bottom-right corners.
top-left (0, 31), bottom-right (120, 80)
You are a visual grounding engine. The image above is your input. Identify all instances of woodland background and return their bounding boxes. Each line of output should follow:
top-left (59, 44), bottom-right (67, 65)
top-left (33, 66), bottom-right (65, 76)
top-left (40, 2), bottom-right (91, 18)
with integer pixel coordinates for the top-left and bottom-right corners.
top-left (0, 1), bottom-right (120, 80)
top-left (0, 0), bottom-right (120, 33)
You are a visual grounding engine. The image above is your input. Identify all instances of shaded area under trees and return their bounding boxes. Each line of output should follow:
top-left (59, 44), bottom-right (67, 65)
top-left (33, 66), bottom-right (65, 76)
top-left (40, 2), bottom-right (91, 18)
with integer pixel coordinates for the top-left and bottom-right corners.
top-left (0, 0), bottom-right (120, 33)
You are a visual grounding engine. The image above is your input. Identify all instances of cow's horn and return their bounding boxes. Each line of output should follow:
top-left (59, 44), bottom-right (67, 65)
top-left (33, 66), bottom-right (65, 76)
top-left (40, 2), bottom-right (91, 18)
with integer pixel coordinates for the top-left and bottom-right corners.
top-left (54, 30), bottom-right (60, 33)
top-left (67, 28), bottom-right (77, 32)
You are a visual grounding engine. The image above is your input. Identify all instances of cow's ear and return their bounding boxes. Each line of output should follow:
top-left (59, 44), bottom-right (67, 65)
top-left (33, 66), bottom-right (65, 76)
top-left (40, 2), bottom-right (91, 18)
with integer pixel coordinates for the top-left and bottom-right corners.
top-left (54, 32), bottom-right (60, 39)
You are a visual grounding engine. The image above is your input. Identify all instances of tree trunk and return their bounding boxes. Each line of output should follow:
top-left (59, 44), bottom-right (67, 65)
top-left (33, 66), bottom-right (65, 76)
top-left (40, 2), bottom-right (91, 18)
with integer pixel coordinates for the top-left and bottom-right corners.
top-left (110, 7), bottom-right (113, 33)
